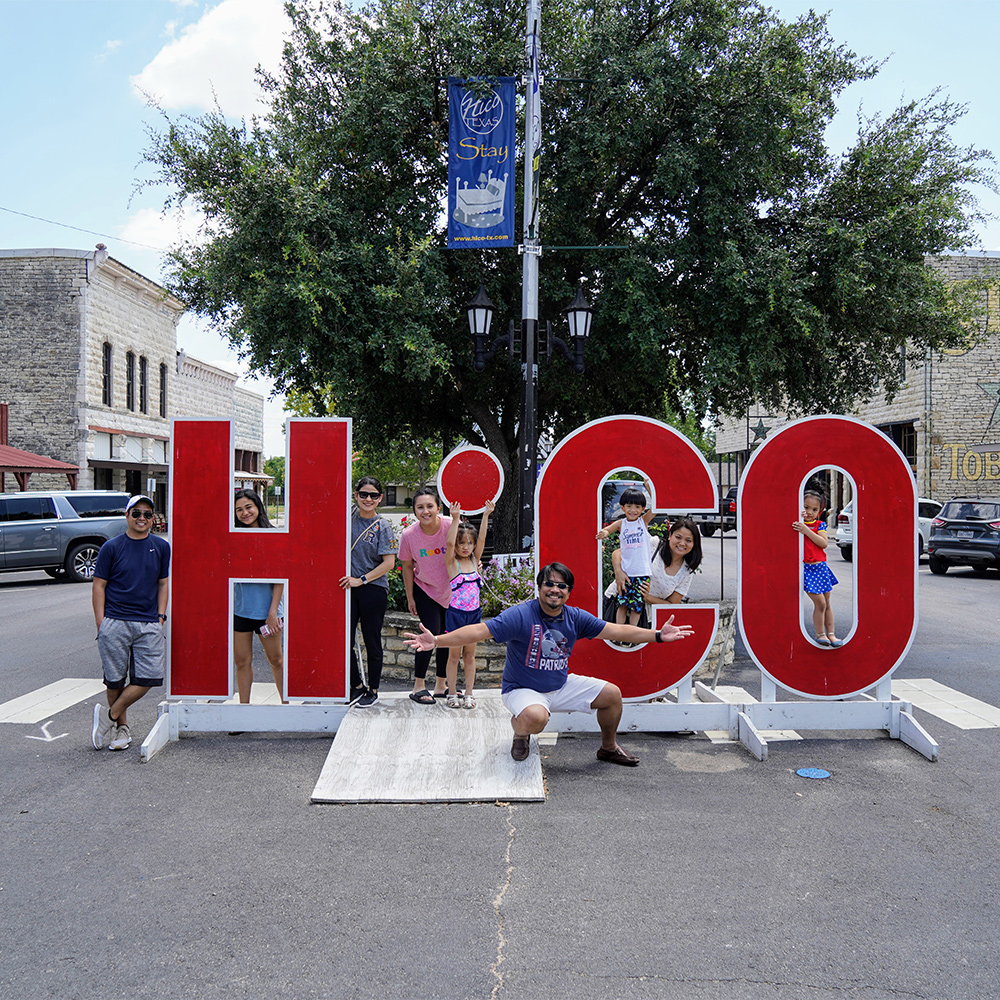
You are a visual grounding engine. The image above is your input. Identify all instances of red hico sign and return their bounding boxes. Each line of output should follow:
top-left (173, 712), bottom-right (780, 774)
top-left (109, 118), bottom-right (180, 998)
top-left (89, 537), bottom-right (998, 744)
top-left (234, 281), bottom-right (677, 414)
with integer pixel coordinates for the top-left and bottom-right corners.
top-left (168, 414), bottom-right (916, 703)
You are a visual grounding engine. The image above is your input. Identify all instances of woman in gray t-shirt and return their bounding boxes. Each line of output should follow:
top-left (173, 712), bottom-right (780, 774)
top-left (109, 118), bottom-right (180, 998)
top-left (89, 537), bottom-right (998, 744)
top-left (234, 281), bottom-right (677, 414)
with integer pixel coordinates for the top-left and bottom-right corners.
top-left (339, 476), bottom-right (397, 707)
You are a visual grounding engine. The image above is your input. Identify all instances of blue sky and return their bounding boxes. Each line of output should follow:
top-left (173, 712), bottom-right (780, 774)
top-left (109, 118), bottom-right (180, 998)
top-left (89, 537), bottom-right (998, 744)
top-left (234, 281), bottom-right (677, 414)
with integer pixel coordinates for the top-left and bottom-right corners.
top-left (2, 0), bottom-right (999, 457)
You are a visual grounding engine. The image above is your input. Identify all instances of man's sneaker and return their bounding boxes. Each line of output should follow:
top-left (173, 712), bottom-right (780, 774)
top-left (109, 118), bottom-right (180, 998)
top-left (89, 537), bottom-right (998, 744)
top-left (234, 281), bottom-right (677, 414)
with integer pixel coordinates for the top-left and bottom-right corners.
top-left (347, 687), bottom-right (367, 705)
top-left (356, 689), bottom-right (378, 708)
top-left (92, 703), bottom-right (116, 749)
top-left (108, 725), bottom-right (132, 751)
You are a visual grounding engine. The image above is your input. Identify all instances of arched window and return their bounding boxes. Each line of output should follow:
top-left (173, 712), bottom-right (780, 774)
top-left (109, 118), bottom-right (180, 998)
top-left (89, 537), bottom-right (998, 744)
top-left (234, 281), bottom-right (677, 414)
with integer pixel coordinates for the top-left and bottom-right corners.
top-left (139, 356), bottom-right (148, 413)
top-left (102, 343), bottom-right (113, 406)
top-left (159, 363), bottom-right (168, 417)
top-left (126, 351), bottom-right (136, 411)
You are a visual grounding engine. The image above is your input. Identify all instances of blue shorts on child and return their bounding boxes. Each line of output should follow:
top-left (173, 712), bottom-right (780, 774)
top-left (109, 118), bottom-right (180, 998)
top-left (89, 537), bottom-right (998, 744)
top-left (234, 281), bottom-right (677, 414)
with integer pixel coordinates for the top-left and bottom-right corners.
top-left (446, 606), bottom-right (482, 632)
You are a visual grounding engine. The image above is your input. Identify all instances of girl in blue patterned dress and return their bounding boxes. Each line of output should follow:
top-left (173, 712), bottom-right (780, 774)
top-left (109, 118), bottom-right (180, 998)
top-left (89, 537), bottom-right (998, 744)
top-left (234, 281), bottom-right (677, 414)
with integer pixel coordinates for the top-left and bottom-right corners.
top-left (793, 489), bottom-right (841, 647)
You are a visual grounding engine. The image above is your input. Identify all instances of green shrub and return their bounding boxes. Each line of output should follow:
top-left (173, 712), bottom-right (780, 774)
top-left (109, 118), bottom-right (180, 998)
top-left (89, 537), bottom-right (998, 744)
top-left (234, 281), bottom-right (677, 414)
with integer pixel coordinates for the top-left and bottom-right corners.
top-left (480, 556), bottom-right (537, 618)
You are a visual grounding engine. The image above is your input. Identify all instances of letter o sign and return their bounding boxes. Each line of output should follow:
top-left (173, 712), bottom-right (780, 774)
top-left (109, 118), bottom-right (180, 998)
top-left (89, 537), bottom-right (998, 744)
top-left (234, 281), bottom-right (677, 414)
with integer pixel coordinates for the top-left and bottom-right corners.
top-left (739, 416), bottom-right (918, 698)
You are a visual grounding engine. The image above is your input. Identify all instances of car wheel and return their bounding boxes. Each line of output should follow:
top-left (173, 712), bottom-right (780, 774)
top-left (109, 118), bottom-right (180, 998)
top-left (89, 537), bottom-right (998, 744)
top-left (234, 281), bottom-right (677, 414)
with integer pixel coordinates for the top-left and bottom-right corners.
top-left (840, 545), bottom-right (853, 562)
top-left (700, 523), bottom-right (716, 537)
top-left (928, 557), bottom-right (949, 576)
top-left (918, 536), bottom-right (925, 556)
top-left (65, 542), bottom-right (101, 583)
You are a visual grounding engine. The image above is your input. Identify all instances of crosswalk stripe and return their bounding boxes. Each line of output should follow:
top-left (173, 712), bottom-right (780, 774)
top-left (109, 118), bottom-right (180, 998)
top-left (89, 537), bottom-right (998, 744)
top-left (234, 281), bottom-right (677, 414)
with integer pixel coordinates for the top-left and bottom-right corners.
top-left (0, 678), bottom-right (106, 724)
top-left (894, 679), bottom-right (1000, 730)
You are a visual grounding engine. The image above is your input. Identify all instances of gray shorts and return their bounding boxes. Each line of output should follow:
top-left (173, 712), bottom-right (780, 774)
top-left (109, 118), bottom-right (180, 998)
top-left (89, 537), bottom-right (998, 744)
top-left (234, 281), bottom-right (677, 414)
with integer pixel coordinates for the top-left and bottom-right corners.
top-left (97, 618), bottom-right (165, 689)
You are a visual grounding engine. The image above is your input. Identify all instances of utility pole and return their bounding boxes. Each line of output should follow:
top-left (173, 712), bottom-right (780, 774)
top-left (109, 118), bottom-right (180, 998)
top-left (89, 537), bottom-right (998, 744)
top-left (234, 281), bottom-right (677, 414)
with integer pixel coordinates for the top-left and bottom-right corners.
top-left (518, 0), bottom-right (542, 550)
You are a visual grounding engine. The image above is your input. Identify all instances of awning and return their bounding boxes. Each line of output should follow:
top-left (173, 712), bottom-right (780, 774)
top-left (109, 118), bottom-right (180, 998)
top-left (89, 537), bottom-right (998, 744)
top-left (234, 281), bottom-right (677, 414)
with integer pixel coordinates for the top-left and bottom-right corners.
top-left (88, 460), bottom-right (169, 474)
top-left (0, 443), bottom-right (78, 490)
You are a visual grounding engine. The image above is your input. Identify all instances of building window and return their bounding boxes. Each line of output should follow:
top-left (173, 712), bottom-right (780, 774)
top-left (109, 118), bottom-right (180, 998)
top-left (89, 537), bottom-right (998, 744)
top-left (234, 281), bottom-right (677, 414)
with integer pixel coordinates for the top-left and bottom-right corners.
top-left (159, 363), bottom-right (168, 417)
top-left (139, 356), bottom-right (148, 413)
top-left (102, 343), bottom-right (113, 406)
top-left (233, 450), bottom-right (261, 473)
top-left (126, 352), bottom-right (136, 411)
top-left (879, 422), bottom-right (917, 470)
top-left (234, 449), bottom-right (260, 473)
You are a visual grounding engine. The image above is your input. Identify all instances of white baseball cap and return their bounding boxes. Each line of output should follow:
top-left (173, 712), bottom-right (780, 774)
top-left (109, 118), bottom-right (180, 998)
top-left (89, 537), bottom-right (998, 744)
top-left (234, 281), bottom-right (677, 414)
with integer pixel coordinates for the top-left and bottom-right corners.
top-left (125, 494), bottom-right (155, 512)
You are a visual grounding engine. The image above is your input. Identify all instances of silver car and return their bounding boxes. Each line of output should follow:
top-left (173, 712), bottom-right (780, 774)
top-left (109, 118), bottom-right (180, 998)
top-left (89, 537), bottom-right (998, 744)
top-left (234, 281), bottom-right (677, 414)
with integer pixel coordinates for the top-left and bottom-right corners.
top-left (835, 497), bottom-right (943, 562)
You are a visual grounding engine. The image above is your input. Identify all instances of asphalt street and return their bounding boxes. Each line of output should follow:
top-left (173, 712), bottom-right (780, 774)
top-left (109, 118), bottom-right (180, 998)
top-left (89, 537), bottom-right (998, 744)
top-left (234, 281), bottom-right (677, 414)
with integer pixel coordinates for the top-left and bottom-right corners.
top-left (1, 537), bottom-right (998, 1000)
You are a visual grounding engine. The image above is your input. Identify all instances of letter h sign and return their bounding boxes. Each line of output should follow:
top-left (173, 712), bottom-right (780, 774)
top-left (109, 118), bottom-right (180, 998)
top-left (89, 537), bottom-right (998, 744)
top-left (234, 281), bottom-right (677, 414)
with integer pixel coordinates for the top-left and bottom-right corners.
top-left (168, 419), bottom-right (351, 699)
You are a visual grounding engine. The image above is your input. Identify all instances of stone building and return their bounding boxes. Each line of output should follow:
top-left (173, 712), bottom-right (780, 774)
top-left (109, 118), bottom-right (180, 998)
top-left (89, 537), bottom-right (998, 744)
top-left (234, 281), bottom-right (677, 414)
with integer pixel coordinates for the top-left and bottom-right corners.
top-left (713, 254), bottom-right (1000, 508)
top-left (0, 247), bottom-right (266, 507)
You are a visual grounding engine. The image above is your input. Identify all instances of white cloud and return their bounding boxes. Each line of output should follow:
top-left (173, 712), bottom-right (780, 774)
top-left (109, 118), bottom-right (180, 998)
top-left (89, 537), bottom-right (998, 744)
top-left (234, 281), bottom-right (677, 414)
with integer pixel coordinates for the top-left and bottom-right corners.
top-left (119, 205), bottom-right (207, 253)
top-left (131, 0), bottom-right (288, 119)
top-left (96, 39), bottom-right (122, 63)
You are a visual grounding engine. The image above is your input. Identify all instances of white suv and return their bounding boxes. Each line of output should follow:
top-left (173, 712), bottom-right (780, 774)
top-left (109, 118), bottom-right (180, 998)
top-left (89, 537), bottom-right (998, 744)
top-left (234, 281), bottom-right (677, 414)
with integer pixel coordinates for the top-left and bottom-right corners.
top-left (835, 497), bottom-right (942, 562)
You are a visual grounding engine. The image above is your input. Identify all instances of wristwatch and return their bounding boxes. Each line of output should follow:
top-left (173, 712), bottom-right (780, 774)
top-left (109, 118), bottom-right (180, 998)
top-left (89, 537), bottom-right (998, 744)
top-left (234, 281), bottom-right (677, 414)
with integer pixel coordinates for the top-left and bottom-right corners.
top-left (654, 630), bottom-right (663, 643)
top-left (360, 574), bottom-right (368, 585)
top-left (159, 614), bottom-right (168, 623)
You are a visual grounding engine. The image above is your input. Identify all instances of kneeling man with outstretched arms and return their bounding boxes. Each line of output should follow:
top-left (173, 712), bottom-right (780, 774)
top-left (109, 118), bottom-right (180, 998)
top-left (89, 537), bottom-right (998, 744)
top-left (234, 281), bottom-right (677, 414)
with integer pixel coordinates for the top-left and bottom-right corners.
top-left (404, 562), bottom-right (693, 766)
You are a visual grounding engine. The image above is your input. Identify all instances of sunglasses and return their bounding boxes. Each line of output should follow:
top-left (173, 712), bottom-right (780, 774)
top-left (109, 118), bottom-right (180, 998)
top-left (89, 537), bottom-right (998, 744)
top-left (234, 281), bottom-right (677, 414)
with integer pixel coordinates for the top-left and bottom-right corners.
top-left (129, 509), bottom-right (154, 520)
top-left (543, 580), bottom-right (569, 590)
top-left (357, 490), bottom-right (381, 500)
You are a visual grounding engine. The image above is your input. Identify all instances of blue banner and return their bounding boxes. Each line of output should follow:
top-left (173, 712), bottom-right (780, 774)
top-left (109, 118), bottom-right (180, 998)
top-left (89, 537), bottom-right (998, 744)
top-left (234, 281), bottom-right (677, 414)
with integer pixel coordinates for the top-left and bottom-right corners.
top-left (447, 77), bottom-right (516, 249)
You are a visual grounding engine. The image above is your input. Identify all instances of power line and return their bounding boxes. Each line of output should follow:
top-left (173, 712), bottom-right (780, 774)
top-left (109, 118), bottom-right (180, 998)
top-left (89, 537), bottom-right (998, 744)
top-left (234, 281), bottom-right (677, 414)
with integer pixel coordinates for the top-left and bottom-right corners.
top-left (0, 205), bottom-right (167, 253)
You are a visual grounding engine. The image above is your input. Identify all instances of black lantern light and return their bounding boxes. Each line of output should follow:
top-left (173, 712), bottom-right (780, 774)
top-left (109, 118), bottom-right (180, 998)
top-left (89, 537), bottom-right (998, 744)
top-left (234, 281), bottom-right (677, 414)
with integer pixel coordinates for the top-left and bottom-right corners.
top-left (546, 284), bottom-right (593, 374)
top-left (467, 283), bottom-right (514, 372)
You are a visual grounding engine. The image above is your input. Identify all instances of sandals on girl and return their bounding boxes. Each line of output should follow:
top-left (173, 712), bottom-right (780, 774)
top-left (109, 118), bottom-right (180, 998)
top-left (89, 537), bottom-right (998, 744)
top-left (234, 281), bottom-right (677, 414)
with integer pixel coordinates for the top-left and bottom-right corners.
top-left (816, 633), bottom-right (832, 647)
top-left (446, 693), bottom-right (462, 709)
top-left (409, 690), bottom-right (435, 705)
top-left (462, 694), bottom-right (476, 710)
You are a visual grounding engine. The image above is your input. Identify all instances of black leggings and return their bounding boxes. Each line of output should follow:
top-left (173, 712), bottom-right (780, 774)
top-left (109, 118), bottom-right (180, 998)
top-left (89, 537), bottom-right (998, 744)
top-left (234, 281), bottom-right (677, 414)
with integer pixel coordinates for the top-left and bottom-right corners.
top-left (350, 584), bottom-right (388, 691)
top-left (412, 583), bottom-right (449, 681)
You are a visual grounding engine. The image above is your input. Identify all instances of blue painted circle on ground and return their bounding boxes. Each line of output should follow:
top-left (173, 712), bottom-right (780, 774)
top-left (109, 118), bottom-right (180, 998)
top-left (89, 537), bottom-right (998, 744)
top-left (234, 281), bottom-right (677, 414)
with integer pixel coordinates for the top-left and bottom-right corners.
top-left (796, 767), bottom-right (831, 779)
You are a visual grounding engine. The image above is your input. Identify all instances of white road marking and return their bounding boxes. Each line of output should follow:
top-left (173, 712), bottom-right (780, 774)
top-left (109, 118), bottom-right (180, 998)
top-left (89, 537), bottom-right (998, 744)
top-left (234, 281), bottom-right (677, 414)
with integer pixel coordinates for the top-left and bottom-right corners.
top-left (25, 721), bottom-right (68, 742)
top-left (0, 678), bottom-right (106, 724)
top-left (223, 682), bottom-right (284, 705)
top-left (894, 679), bottom-right (1000, 729)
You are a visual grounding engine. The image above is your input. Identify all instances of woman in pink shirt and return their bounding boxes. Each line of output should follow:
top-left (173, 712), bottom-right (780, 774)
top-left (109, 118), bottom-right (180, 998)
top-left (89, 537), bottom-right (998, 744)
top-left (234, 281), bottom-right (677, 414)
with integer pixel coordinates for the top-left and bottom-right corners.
top-left (398, 488), bottom-right (454, 704)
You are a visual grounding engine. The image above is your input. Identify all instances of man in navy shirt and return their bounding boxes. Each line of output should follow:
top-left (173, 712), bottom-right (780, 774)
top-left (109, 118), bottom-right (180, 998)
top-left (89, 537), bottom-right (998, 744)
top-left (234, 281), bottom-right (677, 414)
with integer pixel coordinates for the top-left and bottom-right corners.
top-left (91, 495), bottom-right (170, 751)
top-left (405, 562), bottom-right (693, 766)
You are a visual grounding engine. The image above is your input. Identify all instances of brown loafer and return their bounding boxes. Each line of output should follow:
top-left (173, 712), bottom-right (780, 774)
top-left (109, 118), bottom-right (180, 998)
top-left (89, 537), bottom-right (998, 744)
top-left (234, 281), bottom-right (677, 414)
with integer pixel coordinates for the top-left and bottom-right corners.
top-left (596, 745), bottom-right (640, 767)
top-left (511, 735), bottom-right (530, 761)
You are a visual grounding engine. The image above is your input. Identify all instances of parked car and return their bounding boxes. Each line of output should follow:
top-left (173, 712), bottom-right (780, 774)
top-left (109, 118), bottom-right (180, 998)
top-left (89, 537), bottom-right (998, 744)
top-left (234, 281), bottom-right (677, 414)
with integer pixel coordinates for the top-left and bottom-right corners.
top-left (928, 496), bottom-right (1000, 575)
top-left (835, 496), bottom-right (943, 562)
top-left (0, 491), bottom-right (130, 582)
top-left (689, 486), bottom-right (738, 537)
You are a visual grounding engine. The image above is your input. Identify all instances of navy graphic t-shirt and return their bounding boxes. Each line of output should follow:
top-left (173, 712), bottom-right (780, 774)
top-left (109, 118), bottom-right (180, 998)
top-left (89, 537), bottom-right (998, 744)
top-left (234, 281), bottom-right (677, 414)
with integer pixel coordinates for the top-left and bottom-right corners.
top-left (486, 600), bottom-right (606, 693)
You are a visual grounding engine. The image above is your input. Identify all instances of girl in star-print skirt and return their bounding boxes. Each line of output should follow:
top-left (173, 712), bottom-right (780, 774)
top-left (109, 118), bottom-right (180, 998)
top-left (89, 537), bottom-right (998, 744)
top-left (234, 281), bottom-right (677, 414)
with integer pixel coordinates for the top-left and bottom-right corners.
top-left (793, 489), bottom-right (841, 647)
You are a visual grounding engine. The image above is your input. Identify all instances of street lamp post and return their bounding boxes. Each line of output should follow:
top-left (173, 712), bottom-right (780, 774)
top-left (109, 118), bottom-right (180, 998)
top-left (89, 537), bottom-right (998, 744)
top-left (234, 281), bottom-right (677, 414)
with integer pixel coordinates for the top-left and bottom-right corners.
top-left (467, 0), bottom-right (593, 552)
top-left (519, 0), bottom-right (543, 549)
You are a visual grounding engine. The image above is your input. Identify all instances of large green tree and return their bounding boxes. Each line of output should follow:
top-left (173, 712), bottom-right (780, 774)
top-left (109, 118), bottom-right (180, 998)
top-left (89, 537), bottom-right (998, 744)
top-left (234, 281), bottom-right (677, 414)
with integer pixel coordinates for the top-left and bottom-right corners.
top-left (143, 0), bottom-right (993, 550)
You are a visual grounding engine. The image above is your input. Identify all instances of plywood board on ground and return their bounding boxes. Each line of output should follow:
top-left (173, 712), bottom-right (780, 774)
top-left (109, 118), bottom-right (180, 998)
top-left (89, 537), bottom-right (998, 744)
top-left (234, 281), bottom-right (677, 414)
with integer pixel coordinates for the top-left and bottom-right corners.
top-left (311, 691), bottom-right (544, 803)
